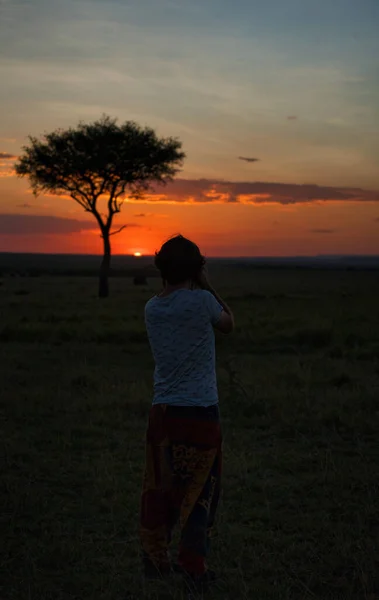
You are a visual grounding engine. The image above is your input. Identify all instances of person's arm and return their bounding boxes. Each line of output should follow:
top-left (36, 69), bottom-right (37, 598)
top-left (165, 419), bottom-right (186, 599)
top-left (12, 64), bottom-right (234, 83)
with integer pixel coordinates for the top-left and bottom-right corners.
top-left (195, 270), bottom-right (234, 334)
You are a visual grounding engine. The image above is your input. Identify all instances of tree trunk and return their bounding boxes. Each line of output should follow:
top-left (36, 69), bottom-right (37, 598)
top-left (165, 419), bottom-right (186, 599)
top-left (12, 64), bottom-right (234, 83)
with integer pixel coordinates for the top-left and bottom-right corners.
top-left (99, 232), bottom-right (111, 298)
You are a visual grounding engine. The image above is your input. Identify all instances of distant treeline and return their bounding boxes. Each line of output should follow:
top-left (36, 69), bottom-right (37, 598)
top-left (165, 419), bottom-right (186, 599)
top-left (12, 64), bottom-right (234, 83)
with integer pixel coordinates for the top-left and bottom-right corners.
top-left (0, 252), bottom-right (378, 277)
top-left (0, 265), bottom-right (159, 278)
top-left (0, 253), bottom-right (158, 278)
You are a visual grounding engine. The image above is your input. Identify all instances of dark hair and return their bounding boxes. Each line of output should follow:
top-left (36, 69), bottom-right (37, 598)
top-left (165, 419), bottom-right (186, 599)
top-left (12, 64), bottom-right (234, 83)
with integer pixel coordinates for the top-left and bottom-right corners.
top-left (154, 235), bottom-right (205, 285)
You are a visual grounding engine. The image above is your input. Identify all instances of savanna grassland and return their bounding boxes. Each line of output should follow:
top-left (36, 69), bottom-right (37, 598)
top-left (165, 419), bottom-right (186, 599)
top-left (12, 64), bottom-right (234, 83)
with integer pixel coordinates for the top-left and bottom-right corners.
top-left (1, 266), bottom-right (379, 600)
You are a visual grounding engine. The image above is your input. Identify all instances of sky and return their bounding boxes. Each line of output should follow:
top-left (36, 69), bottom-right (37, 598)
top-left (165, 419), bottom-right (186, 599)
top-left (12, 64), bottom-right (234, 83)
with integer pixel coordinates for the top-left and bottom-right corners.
top-left (0, 0), bottom-right (378, 256)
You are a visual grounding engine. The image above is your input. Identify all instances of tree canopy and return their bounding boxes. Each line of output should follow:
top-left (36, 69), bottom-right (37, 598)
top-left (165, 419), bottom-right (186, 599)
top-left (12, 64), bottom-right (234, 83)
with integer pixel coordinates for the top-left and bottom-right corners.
top-left (16, 115), bottom-right (185, 226)
top-left (16, 115), bottom-right (185, 296)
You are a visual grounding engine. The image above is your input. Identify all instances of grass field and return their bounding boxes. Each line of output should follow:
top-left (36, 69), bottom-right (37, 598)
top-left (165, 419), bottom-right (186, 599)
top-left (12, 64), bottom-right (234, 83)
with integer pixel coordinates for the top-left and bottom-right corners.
top-left (1, 267), bottom-right (379, 599)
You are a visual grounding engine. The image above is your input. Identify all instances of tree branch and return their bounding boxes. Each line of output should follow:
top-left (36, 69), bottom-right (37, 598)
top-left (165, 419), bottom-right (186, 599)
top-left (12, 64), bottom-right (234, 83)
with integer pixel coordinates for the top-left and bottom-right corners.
top-left (62, 180), bottom-right (94, 209)
top-left (115, 184), bottom-right (128, 200)
top-left (96, 177), bottom-right (108, 200)
top-left (81, 174), bottom-right (98, 207)
top-left (105, 181), bottom-right (119, 229)
top-left (108, 225), bottom-right (127, 237)
top-left (71, 193), bottom-right (90, 211)
top-left (91, 206), bottom-right (106, 233)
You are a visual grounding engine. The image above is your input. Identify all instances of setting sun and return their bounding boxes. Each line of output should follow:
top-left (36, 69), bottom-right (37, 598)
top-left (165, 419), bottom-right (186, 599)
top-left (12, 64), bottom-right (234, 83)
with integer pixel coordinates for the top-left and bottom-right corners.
top-left (134, 252), bottom-right (142, 257)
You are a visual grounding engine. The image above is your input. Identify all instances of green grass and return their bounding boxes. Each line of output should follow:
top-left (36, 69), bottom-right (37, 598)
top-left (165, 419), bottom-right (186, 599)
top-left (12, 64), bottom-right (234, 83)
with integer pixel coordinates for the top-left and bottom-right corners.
top-left (1, 269), bottom-right (379, 599)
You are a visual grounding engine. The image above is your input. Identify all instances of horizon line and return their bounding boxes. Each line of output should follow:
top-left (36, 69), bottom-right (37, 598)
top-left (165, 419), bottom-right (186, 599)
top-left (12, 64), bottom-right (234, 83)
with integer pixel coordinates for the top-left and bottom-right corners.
top-left (1, 251), bottom-right (379, 259)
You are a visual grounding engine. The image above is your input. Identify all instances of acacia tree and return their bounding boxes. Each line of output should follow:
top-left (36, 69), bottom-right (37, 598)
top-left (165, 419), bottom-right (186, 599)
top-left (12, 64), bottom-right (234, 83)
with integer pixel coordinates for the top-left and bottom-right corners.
top-left (16, 115), bottom-right (185, 297)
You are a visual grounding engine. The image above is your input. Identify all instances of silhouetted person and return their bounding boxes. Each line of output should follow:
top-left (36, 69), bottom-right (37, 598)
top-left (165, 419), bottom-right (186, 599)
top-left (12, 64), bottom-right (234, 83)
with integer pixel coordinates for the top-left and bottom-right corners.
top-left (140, 235), bottom-right (234, 593)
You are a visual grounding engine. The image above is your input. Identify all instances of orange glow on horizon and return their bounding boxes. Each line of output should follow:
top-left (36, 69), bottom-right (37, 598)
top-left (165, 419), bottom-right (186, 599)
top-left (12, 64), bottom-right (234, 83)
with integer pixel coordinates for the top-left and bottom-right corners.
top-left (1, 176), bottom-right (379, 256)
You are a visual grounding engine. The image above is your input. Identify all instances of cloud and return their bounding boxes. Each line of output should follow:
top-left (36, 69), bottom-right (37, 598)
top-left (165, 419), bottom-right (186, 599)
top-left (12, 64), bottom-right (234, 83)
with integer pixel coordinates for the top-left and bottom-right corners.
top-left (0, 214), bottom-right (140, 235)
top-left (0, 152), bottom-right (17, 160)
top-left (132, 211), bottom-right (168, 218)
top-left (134, 179), bottom-right (379, 205)
top-left (0, 168), bottom-right (15, 178)
top-left (16, 203), bottom-right (33, 208)
top-left (309, 228), bottom-right (337, 234)
top-left (238, 156), bottom-right (260, 163)
top-left (0, 151), bottom-right (17, 177)
top-left (287, 116), bottom-right (298, 120)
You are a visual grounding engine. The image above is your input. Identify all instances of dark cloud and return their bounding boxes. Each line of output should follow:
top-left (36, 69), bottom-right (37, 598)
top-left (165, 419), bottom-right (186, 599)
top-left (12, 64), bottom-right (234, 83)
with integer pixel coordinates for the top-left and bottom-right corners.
top-left (0, 152), bottom-right (17, 160)
top-left (0, 214), bottom-right (140, 235)
top-left (287, 116), bottom-right (298, 121)
top-left (133, 212), bottom-right (168, 218)
top-left (375, 217), bottom-right (379, 222)
top-left (16, 203), bottom-right (33, 209)
top-left (238, 156), bottom-right (260, 163)
top-left (309, 228), bottom-right (337, 234)
top-left (148, 179), bottom-right (379, 205)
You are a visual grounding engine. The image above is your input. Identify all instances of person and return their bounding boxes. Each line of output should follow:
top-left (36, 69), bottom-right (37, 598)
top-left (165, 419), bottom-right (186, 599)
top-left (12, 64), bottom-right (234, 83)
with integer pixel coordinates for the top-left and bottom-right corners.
top-left (140, 234), bottom-right (234, 593)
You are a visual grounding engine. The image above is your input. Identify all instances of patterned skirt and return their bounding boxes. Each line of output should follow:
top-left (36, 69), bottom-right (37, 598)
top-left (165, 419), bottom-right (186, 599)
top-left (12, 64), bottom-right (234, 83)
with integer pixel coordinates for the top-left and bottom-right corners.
top-left (140, 403), bottom-right (222, 576)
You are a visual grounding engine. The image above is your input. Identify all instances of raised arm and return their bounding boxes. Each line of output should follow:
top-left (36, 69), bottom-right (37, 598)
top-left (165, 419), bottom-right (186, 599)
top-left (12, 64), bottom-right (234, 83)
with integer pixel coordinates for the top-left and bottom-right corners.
top-left (195, 269), bottom-right (234, 334)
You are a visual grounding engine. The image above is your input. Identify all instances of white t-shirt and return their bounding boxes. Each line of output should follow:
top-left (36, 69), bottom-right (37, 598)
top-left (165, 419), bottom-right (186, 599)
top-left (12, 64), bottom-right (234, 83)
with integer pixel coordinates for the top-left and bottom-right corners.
top-left (145, 289), bottom-right (223, 407)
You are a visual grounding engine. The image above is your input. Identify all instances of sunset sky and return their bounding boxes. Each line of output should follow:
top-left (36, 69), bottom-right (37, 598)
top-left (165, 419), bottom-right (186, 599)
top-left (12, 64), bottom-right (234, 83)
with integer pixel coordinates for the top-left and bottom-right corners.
top-left (1, 0), bottom-right (378, 256)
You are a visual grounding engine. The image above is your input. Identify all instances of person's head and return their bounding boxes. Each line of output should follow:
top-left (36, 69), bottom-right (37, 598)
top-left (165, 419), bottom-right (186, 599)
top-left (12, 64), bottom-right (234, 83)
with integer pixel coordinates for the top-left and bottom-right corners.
top-left (154, 235), bottom-right (205, 285)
